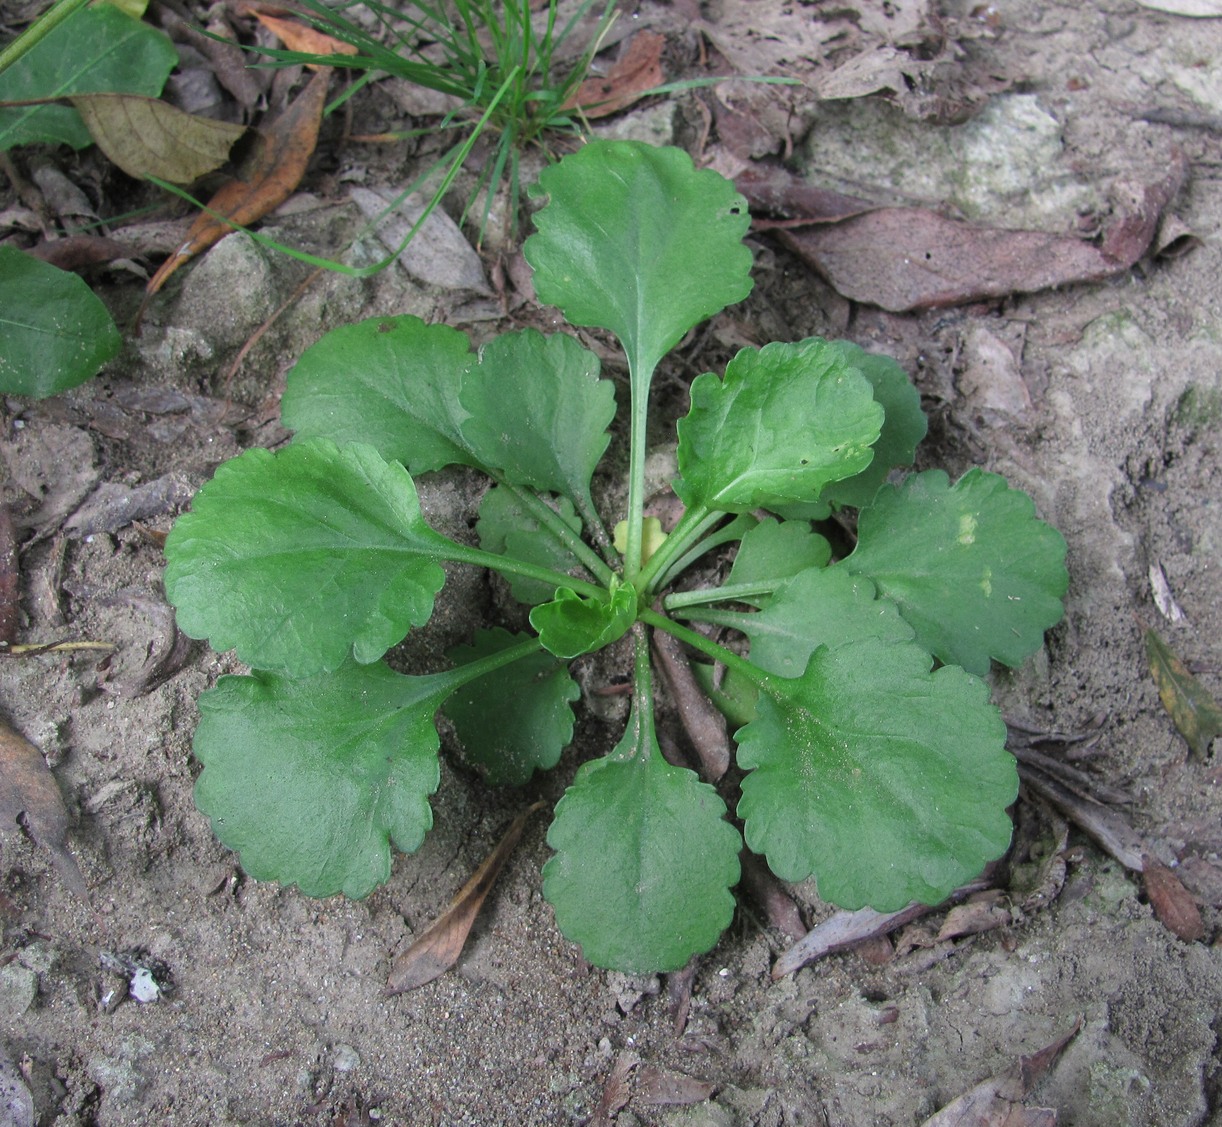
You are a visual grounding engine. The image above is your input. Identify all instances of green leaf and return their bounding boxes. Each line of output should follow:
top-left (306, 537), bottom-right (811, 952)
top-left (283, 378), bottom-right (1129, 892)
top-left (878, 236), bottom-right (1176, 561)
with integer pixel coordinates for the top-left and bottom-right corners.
top-left (736, 638), bottom-right (1016, 910)
top-left (529, 584), bottom-right (637, 659)
top-left (1145, 629), bottom-right (1222, 760)
top-left (543, 725), bottom-right (741, 973)
top-left (460, 330), bottom-right (615, 517)
top-left (726, 518), bottom-right (832, 603)
top-left (525, 140), bottom-right (753, 379)
top-left (193, 660), bottom-right (448, 899)
top-left (0, 4), bottom-right (176, 150)
top-left (444, 628), bottom-right (580, 785)
top-left (0, 246), bottom-right (121, 397)
top-left (819, 343), bottom-right (927, 509)
top-left (282, 316), bottom-right (474, 474)
top-left (696, 567), bottom-right (915, 677)
top-left (844, 469), bottom-right (1068, 675)
top-left (476, 485), bottom-right (584, 605)
top-left (675, 338), bottom-right (885, 513)
top-left (164, 439), bottom-right (454, 675)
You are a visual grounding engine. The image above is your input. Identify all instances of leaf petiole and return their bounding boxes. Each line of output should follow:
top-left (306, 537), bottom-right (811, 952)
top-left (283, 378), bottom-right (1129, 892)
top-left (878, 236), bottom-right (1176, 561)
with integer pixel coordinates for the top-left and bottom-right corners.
top-left (635, 503), bottom-right (720, 595)
top-left (664, 580), bottom-right (784, 612)
top-left (439, 539), bottom-right (606, 601)
top-left (504, 482), bottom-right (616, 585)
top-left (638, 607), bottom-right (766, 689)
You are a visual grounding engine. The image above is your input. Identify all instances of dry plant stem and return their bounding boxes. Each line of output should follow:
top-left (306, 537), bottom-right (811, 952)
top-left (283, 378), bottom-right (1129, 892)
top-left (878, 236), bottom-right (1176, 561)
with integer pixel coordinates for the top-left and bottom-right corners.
top-left (1017, 763), bottom-right (1145, 871)
top-left (649, 627), bottom-right (731, 780)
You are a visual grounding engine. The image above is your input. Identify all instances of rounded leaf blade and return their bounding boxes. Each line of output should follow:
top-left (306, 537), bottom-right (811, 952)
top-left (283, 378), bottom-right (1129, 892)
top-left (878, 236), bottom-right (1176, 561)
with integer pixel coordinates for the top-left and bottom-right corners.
top-left (524, 141), bottom-right (753, 377)
top-left (0, 246), bottom-right (121, 398)
top-left (844, 468), bottom-right (1069, 674)
top-left (164, 439), bottom-right (450, 675)
top-left (194, 661), bottom-right (446, 898)
top-left (676, 338), bottom-right (885, 513)
top-left (544, 753), bottom-right (742, 973)
top-left (736, 637), bottom-right (1016, 910)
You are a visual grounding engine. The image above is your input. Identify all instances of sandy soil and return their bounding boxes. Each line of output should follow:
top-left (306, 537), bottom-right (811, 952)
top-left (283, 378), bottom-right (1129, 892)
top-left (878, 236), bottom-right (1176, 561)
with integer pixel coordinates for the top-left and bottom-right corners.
top-left (3, 0), bottom-right (1222, 1124)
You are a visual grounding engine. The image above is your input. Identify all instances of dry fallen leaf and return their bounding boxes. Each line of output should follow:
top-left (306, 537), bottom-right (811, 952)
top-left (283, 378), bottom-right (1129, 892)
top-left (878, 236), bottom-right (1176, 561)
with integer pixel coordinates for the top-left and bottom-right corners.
top-left (1142, 856), bottom-right (1206, 942)
top-left (386, 802), bottom-right (544, 993)
top-left (253, 11), bottom-right (359, 62)
top-left (563, 31), bottom-right (666, 118)
top-left (636, 1065), bottom-right (716, 1106)
top-left (588, 1052), bottom-right (639, 1127)
top-left (72, 94), bottom-right (246, 184)
top-left (0, 716), bottom-right (91, 904)
top-left (1145, 628), bottom-right (1222, 759)
top-left (771, 155), bottom-right (1187, 311)
top-left (144, 67), bottom-right (330, 300)
top-left (919, 1020), bottom-right (1080, 1126)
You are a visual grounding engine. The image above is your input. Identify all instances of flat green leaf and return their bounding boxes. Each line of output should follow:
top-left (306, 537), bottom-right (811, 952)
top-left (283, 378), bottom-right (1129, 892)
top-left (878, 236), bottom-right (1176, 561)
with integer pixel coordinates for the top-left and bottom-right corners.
top-left (444, 628), bottom-right (580, 785)
top-left (736, 637), bottom-right (1016, 910)
top-left (543, 734), bottom-right (741, 973)
top-left (0, 246), bottom-right (121, 397)
top-left (698, 567), bottom-right (915, 677)
top-left (476, 485), bottom-right (584, 605)
top-left (1145, 629), bottom-right (1222, 759)
top-left (529, 584), bottom-right (637, 659)
top-left (193, 660), bottom-right (447, 898)
top-left (460, 330), bottom-right (615, 517)
top-left (844, 468), bottom-right (1068, 675)
top-left (675, 338), bottom-right (884, 513)
top-left (819, 343), bottom-right (927, 509)
top-left (164, 439), bottom-right (453, 675)
top-left (727, 518), bottom-right (832, 602)
top-left (282, 316), bottom-right (474, 473)
top-left (0, 4), bottom-right (176, 150)
top-left (525, 140), bottom-right (753, 379)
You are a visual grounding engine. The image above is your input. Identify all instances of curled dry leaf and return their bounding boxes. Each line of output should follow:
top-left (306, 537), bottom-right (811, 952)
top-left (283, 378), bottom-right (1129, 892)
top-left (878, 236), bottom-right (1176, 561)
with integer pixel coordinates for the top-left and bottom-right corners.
top-left (386, 803), bottom-right (544, 993)
top-left (1142, 857), bottom-right (1205, 942)
top-left (71, 94), bottom-right (246, 184)
top-left (0, 716), bottom-right (91, 904)
top-left (253, 11), bottom-right (360, 62)
top-left (144, 68), bottom-right (330, 300)
top-left (588, 1052), bottom-right (639, 1127)
top-left (650, 629), bottom-right (731, 780)
top-left (636, 1065), bottom-right (716, 1106)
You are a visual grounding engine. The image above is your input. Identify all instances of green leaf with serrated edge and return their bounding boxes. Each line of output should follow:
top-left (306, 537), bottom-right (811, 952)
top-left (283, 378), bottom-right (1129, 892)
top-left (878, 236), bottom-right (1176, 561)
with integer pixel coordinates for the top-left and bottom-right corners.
top-left (165, 439), bottom-right (455, 675)
top-left (692, 662), bottom-right (759, 728)
top-left (844, 468), bottom-right (1068, 675)
top-left (1145, 629), bottom-right (1222, 760)
top-left (282, 316), bottom-right (474, 474)
top-left (0, 247), bottom-right (121, 397)
top-left (460, 330), bottom-right (615, 517)
top-left (444, 628), bottom-right (579, 785)
top-left (819, 343), bottom-right (927, 509)
top-left (530, 584), bottom-right (637, 659)
top-left (0, 4), bottom-right (177, 150)
top-left (726, 518), bottom-right (832, 605)
top-left (193, 660), bottom-right (448, 899)
top-left (691, 567), bottom-right (914, 678)
top-left (524, 141), bottom-right (753, 379)
top-left (675, 338), bottom-right (885, 513)
top-left (736, 637), bottom-right (1016, 910)
top-left (476, 485), bottom-right (583, 605)
top-left (543, 651), bottom-right (741, 973)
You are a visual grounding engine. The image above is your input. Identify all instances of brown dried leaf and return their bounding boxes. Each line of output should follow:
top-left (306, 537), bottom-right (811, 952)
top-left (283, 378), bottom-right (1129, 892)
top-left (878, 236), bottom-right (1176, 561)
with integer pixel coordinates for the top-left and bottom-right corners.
top-left (564, 31), bottom-right (665, 118)
top-left (588, 1052), bottom-right (639, 1127)
top-left (0, 717), bottom-right (90, 904)
top-left (919, 1021), bottom-right (1080, 1127)
top-left (72, 94), bottom-right (246, 184)
top-left (144, 68), bottom-right (330, 299)
top-left (253, 12), bottom-right (359, 61)
top-left (775, 156), bottom-right (1187, 312)
top-left (1142, 857), bottom-right (1205, 942)
top-left (386, 803), bottom-right (543, 993)
top-left (26, 235), bottom-right (135, 271)
top-left (651, 630), bottom-right (730, 781)
top-left (1145, 628), bottom-right (1222, 760)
